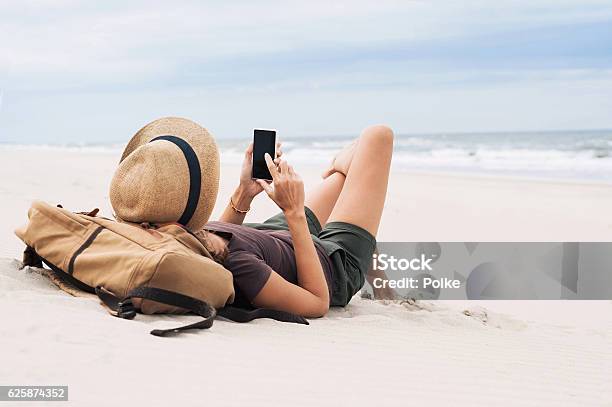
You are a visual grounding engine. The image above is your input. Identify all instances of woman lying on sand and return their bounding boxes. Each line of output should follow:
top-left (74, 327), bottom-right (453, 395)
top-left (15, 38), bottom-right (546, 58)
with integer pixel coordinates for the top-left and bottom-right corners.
top-left (198, 125), bottom-right (394, 317)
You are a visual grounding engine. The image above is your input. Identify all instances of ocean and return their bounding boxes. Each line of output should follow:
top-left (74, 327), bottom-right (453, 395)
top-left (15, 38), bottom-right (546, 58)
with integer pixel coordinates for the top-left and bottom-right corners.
top-left (3, 129), bottom-right (612, 183)
top-left (219, 129), bottom-right (612, 183)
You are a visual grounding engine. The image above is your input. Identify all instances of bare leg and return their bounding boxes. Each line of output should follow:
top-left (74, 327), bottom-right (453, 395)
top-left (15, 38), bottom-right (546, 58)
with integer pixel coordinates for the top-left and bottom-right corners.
top-left (304, 172), bottom-right (345, 226)
top-left (327, 125), bottom-right (393, 237)
top-left (304, 125), bottom-right (394, 302)
top-left (304, 136), bottom-right (363, 225)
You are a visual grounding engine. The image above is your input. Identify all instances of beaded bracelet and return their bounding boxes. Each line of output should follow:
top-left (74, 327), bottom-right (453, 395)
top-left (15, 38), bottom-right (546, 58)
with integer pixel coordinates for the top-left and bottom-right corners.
top-left (230, 196), bottom-right (249, 214)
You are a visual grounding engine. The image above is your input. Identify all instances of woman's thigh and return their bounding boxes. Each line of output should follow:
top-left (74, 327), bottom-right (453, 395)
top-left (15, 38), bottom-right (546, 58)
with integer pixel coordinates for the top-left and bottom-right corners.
top-left (327, 125), bottom-right (393, 237)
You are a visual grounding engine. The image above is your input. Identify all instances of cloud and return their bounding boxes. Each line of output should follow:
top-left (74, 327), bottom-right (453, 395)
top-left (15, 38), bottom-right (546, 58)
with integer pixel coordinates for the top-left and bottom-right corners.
top-left (2, 0), bottom-right (612, 87)
top-left (0, 0), bottom-right (611, 141)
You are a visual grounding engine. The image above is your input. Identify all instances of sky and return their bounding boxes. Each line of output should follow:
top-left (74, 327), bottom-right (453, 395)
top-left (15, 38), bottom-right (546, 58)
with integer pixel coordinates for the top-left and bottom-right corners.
top-left (0, 0), bottom-right (611, 144)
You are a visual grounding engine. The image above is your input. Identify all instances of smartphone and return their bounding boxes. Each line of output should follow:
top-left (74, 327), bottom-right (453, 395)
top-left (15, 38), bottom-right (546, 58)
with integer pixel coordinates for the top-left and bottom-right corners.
top-left (252, 128), bottom-right (276, 180)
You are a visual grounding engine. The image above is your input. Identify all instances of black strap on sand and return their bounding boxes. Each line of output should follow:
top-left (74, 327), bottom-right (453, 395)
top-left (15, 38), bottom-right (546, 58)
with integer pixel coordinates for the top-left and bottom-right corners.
top-left (218, 306), bottom-right (309, 325)
top-left (97, 286), bottom-right (217, 337)
top-left (96, 286), bottom-right (308, 334)
top-left (149, 135), bottom-right (201, 227)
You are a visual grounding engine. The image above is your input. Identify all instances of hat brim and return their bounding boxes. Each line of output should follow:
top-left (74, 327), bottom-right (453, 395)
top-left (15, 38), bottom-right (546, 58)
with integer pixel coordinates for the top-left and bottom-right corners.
top-left (111, 117), bottom-right (219, 230)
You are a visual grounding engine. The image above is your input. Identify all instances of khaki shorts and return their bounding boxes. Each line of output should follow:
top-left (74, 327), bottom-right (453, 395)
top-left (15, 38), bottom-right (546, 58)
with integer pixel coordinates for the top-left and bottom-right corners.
top-left (245, 207), bottom-right (377, 306)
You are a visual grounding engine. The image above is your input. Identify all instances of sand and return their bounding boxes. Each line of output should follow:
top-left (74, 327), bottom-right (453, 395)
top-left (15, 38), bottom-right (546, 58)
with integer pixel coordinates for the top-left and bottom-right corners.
top-left (1, 146), bottom-right (611, 406)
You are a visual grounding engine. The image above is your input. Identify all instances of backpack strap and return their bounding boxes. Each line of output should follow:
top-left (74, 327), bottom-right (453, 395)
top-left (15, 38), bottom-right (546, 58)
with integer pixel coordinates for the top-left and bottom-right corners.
top-left (23, 247), bottom-right (96, 294)
top-left (96, 286), bottom-right (217, 337)
top-left (23, 246), bottom-right (308, 336)
top-left (218, 307), bottom-right (308, 325)
top-left (22, 246), bottom-right (216, 337)
top-left (98, 289), bottom-right (310, 336)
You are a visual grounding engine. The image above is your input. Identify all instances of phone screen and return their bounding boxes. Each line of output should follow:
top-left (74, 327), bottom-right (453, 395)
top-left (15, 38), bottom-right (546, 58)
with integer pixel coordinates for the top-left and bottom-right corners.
top-left (252, 129), bottom-right (276, 180)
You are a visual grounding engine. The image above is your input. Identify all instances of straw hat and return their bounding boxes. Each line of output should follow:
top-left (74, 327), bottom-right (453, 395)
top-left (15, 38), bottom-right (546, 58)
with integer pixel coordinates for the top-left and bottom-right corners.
top-left (110, 117), bottom-right (219, 231)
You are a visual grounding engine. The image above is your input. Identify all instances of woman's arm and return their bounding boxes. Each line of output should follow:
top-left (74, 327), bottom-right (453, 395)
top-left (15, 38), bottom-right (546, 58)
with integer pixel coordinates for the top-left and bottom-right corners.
top-left (285, 209), bottom-right (329, 309)
top-left (253, 154), bottom-right (329, 317)
top-left (218, 142), bottom-right (282, 225)
top-left (218, 185), bottom-right (253, 225)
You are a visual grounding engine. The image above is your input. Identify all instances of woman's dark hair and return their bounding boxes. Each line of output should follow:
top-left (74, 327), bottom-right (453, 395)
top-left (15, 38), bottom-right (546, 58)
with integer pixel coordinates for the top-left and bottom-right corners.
top-left (198, 230), bottom-right (229, 265)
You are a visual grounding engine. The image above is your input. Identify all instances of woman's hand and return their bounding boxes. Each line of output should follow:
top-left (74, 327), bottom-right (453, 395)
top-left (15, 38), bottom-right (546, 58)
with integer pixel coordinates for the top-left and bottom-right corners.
top-left (220, 141), bottom-right (283, 223)
top-left (239, 141), bottom-right (282, 200)
top-left (257, 154), bottom-right (305, 217)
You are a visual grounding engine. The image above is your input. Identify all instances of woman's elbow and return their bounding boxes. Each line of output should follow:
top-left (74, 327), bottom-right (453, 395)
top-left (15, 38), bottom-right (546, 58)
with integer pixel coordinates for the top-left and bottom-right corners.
top-left (304, 299), bottom-right (329, 318)
top-left (318, 302), bottom-right (330, 317)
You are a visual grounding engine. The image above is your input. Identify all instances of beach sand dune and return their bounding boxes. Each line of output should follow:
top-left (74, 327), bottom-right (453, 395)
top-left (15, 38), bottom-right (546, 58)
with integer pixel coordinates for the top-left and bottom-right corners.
top-left (1, 147), bottom-right (611, 406)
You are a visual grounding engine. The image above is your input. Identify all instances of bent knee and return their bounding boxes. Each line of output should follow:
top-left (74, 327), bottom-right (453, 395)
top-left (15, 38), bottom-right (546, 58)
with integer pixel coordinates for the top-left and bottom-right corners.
top-left (360, 124), bottom-right (394, 149)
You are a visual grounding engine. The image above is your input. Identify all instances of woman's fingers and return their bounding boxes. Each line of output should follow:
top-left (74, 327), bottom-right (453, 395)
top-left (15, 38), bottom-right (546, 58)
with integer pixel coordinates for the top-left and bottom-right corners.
top-left (276, 142), bottom-right (282, 158)
top-left (245, 142), bottom-right (254, 157)
top-left (279, 159), bottom-right (289, 174)
top-left (256, 179), bottom-right (273, 196)
top-left (264, 153), bottom-right (279, 179)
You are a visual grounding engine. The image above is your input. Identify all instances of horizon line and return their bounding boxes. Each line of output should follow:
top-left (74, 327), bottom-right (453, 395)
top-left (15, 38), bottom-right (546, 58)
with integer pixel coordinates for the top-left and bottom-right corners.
top-left (1, 127), bottom-right (611, 147)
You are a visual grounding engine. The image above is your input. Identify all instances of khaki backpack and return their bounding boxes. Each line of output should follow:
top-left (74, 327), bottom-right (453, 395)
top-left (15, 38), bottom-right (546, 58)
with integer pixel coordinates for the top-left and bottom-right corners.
top-left (15, 201), bottom-right (307, 336)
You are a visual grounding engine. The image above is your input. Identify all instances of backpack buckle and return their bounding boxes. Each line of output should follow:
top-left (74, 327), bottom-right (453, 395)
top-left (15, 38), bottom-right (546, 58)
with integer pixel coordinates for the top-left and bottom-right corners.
top-left (116, 298), bottom-right (137, 319)
top-left (96, 286), bottom-right (137, 320)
